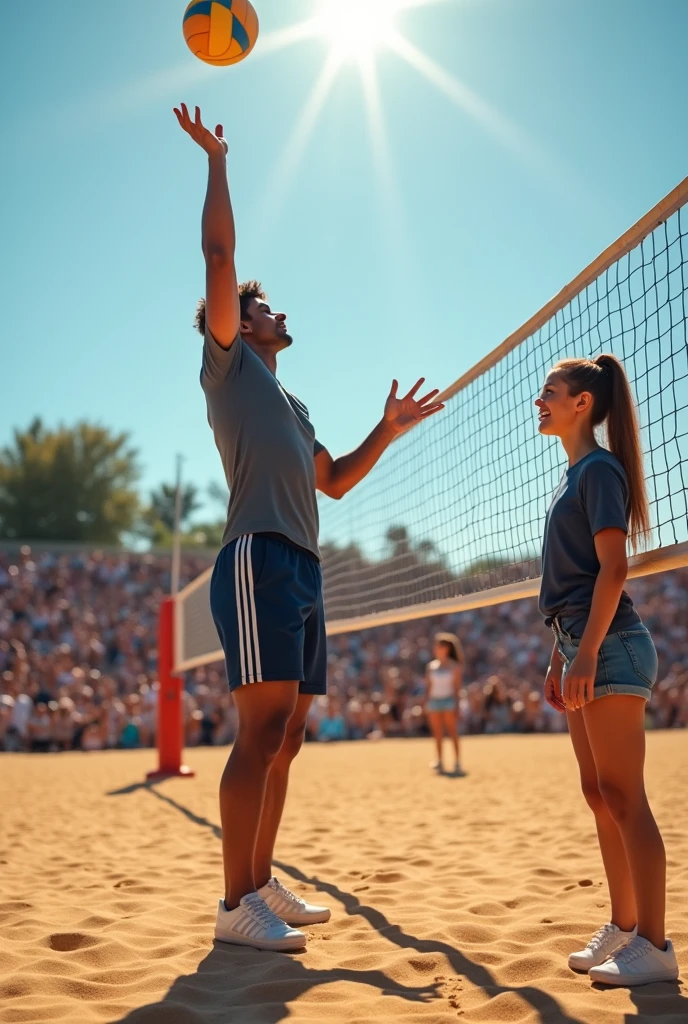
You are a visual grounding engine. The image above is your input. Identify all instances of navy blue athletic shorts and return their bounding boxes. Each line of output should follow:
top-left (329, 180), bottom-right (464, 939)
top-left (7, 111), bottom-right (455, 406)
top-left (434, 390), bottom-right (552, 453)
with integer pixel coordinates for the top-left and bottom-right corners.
top-left (210, 533), bottom-right (327, 695)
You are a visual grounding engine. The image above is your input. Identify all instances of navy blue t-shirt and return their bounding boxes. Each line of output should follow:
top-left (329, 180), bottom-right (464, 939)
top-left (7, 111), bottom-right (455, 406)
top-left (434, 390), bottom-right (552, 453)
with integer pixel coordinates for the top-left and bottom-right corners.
top-left (539, 448), bottom-right (640, 637)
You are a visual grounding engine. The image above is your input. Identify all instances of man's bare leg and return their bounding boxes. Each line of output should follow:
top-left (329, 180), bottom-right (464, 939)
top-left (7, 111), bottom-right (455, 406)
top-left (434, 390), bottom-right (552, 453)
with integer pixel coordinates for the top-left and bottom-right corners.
top-left (219, 681), bottom-right (299, 909)
top-left (254, 693), bottom-right (314, 889)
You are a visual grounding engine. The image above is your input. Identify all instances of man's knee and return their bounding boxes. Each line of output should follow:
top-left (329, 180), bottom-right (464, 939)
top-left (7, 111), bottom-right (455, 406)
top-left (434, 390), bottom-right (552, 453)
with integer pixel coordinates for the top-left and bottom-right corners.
top-left (278, 720), bottom-right (307, 764)
top-left (236, 710), bottom-right (293, 764)
top-left (274, 694), bottom-right (312, 765)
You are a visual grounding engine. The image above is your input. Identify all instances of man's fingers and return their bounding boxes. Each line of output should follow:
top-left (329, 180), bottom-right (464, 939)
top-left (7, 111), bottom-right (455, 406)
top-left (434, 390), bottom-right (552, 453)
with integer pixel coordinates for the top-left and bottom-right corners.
top-left (404, 377), bottom-right (425, 400)
top-left (216, 124), bottom-right (224, 137)
top-left (420, 404), bottom-right (445, 418)
top-left (195, 105), bottom-right (202, 127)
top-left (389, 379), bottom-right (399, 400)
top-left (417, 388), bottom-right (440, 406)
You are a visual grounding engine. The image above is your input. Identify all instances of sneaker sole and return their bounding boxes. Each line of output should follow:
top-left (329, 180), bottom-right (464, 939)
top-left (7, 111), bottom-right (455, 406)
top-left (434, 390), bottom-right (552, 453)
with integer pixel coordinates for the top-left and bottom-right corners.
top-left (281, 909), bottom-right (331, 925)
top-left (215, 931), bottom-right (306, 952)
top-left (589, 967), bottom-right (679, 986)
top-left (569, 953), bottom-right (617, 971)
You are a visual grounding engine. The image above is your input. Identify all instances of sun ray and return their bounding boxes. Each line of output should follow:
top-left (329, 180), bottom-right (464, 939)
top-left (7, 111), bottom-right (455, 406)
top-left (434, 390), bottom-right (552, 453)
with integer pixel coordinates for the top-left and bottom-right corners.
top-left (396, 0), bottom-right (454, 8)
top-left (253, 19), bottom-right (323, 60)
top-left (56, 19), bottom-right (322, 132)
top-left (387, 30), bottom-right (529, 155)
top-left (359, 55), bottom-right (395, 196)
top-left (358, 54), bottom-right (415, 325)
top-left (255, 52), bottom-right (343, 236)
top-left (386, 29), bottom-right (579, 197)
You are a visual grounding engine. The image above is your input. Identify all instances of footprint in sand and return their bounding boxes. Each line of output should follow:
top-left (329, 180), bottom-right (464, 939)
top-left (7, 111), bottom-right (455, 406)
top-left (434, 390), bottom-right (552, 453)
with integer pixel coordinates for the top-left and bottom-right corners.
top-left (48, 932), bottom-right (100, 952)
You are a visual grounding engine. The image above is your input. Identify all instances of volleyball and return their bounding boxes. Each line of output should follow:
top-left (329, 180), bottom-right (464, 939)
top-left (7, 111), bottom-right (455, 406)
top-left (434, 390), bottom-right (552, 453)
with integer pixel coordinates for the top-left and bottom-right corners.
top-left (183, 0), bottom-right (259, 67)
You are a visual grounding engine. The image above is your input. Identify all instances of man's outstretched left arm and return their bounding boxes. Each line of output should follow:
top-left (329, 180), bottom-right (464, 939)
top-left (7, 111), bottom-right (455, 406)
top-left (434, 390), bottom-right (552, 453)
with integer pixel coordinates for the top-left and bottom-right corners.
top-left (315, 378), bottom-right (444, 500)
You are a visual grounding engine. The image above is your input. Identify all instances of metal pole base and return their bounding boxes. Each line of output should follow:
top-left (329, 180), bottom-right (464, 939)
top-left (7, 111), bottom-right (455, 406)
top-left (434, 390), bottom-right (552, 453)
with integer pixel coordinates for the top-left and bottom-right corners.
top-left (146, 765), bottom-right (196, 781)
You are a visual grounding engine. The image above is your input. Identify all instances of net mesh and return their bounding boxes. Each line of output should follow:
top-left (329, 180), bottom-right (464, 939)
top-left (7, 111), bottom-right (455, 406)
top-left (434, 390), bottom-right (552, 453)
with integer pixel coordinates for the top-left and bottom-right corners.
top-left (173, 184), bottom-right (688, 670)
top-left (319, 199), bottom-right (688, 626)
top-left (176, 567), bottom-right (221, 671)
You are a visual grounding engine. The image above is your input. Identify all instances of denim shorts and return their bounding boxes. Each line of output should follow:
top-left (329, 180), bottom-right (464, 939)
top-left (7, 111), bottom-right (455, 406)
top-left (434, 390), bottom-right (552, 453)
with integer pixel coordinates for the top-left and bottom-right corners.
top-left (553, 621), bottom-right (658, 701)
top-left (426, 697), bottom-right (457, 713)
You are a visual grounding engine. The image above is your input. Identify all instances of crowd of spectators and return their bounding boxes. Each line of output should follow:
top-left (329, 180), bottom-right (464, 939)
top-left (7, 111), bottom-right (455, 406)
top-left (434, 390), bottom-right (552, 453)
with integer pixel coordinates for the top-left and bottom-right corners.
top-left (1, 546), bottom-right (686, 753)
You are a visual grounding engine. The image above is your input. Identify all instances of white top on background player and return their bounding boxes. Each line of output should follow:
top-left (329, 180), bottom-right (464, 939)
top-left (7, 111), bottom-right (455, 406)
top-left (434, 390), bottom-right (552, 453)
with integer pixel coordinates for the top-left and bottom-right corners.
top-left (422, 631), bottom-right (464, 776)
top-left (173, 103), bottom-right (445, 953)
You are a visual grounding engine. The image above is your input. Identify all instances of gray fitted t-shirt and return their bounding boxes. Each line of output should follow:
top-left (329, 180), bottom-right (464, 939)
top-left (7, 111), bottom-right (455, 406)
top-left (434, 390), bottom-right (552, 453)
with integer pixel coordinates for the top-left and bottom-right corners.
top-left (539, 448), bottom-right (640, 637)
top-left (201, 330), bottom-right (323, 559)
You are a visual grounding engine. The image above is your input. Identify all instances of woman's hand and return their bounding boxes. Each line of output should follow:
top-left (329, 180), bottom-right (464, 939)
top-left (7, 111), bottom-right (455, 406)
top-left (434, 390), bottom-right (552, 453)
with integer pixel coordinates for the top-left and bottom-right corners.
top-left (562, 650), bottom-right (597, 711)
top-left (544, 663), bottom-right (565, 713)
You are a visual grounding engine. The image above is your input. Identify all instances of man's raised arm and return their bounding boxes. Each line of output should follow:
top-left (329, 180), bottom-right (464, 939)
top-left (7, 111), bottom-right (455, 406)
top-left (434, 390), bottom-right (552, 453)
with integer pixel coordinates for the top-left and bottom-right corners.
top-left (174, 103), bottom-right (240, 349)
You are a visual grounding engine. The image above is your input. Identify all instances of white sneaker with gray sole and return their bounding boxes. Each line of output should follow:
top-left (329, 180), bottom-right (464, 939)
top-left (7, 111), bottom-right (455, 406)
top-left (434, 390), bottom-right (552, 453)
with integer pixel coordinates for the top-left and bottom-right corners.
top-left (568, 922), bottom-right (636, 971)
top-left (214, 892), bottom-right (306, 951)
top-left (258, 876), bottom-right (331, 925)
top-left (589, 935), bottom-right (679, 986)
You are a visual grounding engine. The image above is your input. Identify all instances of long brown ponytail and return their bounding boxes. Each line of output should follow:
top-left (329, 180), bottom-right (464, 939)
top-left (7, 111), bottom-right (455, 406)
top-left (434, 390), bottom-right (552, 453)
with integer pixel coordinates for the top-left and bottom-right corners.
top-left (554, 353), bottom-right (650, 552)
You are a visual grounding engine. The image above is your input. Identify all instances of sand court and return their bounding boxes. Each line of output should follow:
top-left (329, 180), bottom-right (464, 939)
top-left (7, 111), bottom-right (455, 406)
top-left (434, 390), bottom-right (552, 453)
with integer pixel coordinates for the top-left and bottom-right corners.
top-left (1, 733), bottom-right (686, 1023)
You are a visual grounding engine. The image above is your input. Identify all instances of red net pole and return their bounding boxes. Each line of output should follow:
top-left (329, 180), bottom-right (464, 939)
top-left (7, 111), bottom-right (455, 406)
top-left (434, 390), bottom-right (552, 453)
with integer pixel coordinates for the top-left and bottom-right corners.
top-left (147, 596), bottom-right (194, 780)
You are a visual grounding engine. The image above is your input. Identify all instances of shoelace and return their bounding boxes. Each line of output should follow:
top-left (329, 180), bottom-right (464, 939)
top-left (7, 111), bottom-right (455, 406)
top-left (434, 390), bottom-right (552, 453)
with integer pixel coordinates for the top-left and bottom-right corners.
top-left (611, 938), bottom-right (652, 964)
top-left (244, 894), bottom-right (285, 930)
top-left (587, 924), bottom-right (618, 951)
top-left (270, 879), bottom-right (306, 907)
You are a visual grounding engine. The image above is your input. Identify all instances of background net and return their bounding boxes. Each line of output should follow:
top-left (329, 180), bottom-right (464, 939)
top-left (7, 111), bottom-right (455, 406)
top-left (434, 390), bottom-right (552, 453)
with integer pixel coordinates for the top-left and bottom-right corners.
top-left (174, 183), bottom-right (688, 670)
top-left (319, 196), bottom-right (688, 628)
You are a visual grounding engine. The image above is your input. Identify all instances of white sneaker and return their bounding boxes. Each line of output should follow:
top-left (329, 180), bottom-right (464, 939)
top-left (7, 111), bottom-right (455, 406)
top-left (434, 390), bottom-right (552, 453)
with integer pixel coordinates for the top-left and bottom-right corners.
top-left (568, 922), bottom-right (637, 971)
top-left (258, 876), bottom-right (331, 925)
top-left (214, 893), bottom-right (306, 951)
top-left (589, 935), bottom-right (679, 986)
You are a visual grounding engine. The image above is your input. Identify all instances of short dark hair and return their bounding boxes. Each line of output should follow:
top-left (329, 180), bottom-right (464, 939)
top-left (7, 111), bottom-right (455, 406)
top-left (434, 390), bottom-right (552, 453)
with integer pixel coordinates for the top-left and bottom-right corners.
top-left (193, 280), bottom-right (267, 335)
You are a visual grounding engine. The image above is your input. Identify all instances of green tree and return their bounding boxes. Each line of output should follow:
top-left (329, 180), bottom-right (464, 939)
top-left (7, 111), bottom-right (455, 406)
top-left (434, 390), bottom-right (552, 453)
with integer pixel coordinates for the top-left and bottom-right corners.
top-left (139, 481), bottom-right (225, 550)
top-left (386, 524), bottom-right (410, 557)
top-left (148, 482), bottom-right (202, 532)
top-left (0, 418), bottom-right (140, 543)
top-left (184, 520), bottom-right (226, 549)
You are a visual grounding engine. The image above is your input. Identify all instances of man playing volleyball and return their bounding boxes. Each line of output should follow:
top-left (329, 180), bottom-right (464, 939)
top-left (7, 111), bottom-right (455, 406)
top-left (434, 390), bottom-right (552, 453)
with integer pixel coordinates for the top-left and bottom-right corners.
top-left (174, 104), bottom-right (444, 952)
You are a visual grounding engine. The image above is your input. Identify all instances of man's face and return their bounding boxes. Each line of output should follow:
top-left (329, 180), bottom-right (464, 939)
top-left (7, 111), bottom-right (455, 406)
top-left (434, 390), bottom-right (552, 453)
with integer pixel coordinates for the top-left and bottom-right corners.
top-left (241, 298), bottom-right (293, 350)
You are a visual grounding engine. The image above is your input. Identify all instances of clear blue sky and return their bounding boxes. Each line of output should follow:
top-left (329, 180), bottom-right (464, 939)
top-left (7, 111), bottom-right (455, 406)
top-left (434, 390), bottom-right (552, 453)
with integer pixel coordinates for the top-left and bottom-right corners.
top-left (3, 0), bottom-right (687, 521)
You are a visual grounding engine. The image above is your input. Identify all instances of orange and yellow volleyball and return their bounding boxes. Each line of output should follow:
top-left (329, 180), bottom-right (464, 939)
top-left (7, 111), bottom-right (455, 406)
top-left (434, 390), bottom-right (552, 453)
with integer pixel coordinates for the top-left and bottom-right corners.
top-left (183, 0), bottom-right (259, 67)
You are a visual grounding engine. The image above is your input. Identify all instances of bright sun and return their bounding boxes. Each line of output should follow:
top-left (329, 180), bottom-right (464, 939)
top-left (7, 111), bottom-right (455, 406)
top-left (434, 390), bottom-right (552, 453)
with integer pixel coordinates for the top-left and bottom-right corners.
top-left (316, 0), bottom-right (401, 61)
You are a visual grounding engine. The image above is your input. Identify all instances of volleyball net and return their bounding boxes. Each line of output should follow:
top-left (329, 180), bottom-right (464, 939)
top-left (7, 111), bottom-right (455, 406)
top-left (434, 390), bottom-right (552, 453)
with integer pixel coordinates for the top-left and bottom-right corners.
top-left (150, 176), bottom-right (688, 774)
top-left (319, 177), bottom-right (688, 633)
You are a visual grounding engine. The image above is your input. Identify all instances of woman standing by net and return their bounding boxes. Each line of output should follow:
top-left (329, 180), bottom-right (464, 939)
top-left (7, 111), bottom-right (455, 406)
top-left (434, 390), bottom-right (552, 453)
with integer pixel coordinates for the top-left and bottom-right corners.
top-left (536, 353), bottom-right (678, 986)
top-left (423, 632), bottom-right (464, 776)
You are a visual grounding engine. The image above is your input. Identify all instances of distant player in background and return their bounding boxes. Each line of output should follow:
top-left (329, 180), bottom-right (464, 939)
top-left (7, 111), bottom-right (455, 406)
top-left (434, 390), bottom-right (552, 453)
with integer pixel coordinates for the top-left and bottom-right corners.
top-left (536, 353), bottom-right (678, 986)
top-left (423, 631), bottom-right (464, 776)
top-left (174, 104), bottom-right (445, 953)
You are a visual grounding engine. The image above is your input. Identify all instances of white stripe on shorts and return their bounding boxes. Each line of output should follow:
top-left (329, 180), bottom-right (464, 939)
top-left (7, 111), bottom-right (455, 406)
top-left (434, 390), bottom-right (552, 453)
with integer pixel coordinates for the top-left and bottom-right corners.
top-left (234, 537), bottom-right (248, 685)
top-left (244, 536), bottom-right (263, 683)
top-left (234, 535), bottom-right (263, 685)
